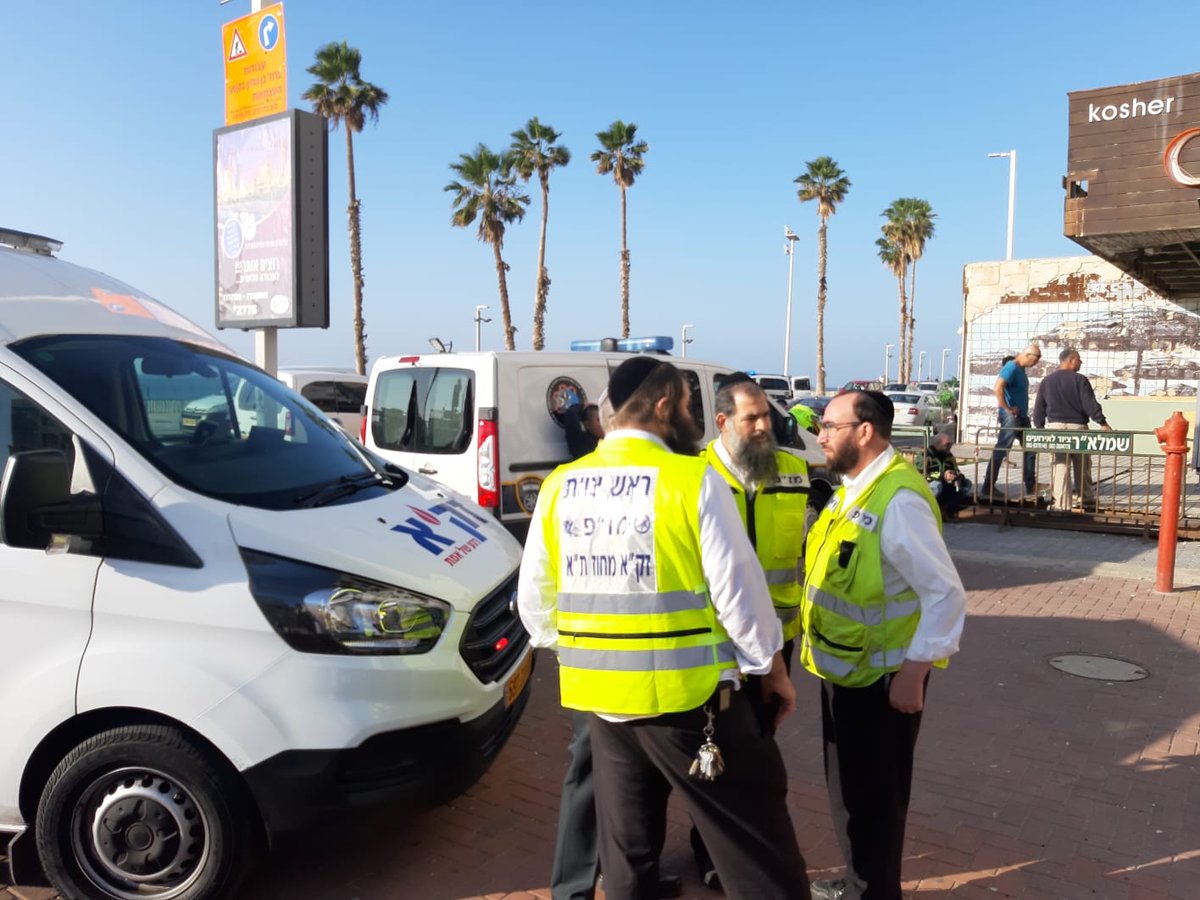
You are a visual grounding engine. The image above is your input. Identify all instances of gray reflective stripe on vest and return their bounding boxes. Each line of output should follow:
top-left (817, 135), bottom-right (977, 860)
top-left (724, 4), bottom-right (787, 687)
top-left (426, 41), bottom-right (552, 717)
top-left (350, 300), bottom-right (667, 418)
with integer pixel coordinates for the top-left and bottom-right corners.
top-left (807, 645), bottom-right (856, 679)
top-left (776, 606), bottom-right (800, 624)
top-left (764, 567), bottom-right (798, 586)
top-left (806, 585), bottom-right (919, 627)
top-left (559, 642), bottom-right (735, 672)
top-left (558, 589), bottom-right (709, 615)
top-left (869, 646), bottom-right (909, 670)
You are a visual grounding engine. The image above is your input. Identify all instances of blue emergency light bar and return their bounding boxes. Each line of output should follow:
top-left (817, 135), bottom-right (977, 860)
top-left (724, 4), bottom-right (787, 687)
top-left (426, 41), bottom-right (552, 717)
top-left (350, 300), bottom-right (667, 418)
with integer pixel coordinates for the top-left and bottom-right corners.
top-left (570, 336), bottom-right (675, 353)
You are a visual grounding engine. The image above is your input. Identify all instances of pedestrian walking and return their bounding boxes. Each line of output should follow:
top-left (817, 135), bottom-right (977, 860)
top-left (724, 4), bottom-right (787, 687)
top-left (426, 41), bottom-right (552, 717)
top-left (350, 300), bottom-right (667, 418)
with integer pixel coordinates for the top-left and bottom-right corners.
top-left (979, 343), bottom-right (1042, 502)
top-left (518, 356), bottom-right (812, 900)
top-left (1032, 348), bottom-right (1112, 511)
top-left (801, 390), bottom-right (966, 900)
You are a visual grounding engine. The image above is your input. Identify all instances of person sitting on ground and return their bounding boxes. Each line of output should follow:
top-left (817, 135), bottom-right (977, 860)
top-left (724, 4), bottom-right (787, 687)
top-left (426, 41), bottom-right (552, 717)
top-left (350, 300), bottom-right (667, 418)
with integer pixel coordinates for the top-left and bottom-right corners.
top-left (915, 430), bottom-right (972, 520)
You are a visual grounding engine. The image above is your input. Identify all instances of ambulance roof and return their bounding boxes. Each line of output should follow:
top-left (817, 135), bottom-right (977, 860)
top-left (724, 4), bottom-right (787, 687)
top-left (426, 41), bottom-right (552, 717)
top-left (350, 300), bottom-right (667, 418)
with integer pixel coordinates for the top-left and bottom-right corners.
top-left (0, 237), bottom-right (227, 353)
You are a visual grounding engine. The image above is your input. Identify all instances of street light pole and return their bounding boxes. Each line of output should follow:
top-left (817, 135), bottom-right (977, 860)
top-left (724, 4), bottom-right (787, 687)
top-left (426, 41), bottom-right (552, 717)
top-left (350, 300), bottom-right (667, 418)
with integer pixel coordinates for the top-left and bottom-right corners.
top-left (987, 149), bottom-right (1017, 260)
top-left (918, 350), bottom-right (926, 382)
top-left (681, 324), bottom-right (694, 358)
top-left (783, 226), bottom-right (799, 378)
top-left (941, 348), bottom-right (951, 383)
top-left (474, 305), bottom-right (491, 352)
top-left (884, 343), bottom-right (895, 383)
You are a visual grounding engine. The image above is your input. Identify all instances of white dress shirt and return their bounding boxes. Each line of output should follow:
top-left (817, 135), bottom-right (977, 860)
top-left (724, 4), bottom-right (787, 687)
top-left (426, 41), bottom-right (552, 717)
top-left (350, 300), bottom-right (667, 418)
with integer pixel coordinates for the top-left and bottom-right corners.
top-left (517, 429), bottom-right (782, 689)
top-left (837, 447), bottom-right (966, 662)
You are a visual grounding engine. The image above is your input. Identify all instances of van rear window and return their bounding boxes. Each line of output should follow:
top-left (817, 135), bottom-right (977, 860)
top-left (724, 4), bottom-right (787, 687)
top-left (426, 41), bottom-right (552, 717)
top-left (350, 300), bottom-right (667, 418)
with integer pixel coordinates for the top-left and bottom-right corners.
top-left (372, 368), bottom-right (474, 454)
top-left (301, 381), bottom-right (368, 414)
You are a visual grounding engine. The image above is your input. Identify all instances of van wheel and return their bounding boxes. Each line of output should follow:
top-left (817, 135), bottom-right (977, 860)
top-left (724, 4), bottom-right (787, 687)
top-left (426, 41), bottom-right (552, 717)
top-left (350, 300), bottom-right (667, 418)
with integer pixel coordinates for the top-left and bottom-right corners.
top-left (35, 725), bottom-right (254, 900)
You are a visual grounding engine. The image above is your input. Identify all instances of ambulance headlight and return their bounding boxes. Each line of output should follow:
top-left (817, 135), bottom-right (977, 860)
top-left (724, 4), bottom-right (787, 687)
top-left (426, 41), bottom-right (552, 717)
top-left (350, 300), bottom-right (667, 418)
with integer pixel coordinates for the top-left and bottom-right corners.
top-left (241, 548), bottom-right (449, 655)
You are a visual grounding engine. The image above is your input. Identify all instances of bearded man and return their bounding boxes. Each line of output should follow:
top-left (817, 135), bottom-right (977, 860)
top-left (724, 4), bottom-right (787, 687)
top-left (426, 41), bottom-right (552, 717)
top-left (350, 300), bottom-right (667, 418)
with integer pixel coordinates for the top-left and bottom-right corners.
top-left (802, 391), bottom-right (966, 900)
top-left (519, 356), bottom-right (812, 899)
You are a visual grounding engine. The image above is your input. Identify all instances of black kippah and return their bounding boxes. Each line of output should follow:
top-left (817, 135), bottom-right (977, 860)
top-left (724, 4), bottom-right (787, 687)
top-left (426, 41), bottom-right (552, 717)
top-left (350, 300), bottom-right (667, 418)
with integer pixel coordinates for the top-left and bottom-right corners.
top-left (715, 371), bottom-right (755, 393)
top-left (608, 356), bottom-right (664, 410)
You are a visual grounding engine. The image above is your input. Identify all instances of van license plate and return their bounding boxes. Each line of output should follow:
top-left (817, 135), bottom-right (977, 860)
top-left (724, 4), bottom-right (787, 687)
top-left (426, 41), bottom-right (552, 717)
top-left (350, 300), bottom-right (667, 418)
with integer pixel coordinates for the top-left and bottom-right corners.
top-left (504, 653), bottom-right (533, 708)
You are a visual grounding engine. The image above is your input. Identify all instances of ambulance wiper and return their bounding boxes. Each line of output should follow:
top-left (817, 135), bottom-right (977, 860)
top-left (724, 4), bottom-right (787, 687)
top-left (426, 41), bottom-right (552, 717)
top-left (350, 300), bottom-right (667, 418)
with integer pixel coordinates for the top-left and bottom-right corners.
top-left (295, 471), bottom-right (394, 508)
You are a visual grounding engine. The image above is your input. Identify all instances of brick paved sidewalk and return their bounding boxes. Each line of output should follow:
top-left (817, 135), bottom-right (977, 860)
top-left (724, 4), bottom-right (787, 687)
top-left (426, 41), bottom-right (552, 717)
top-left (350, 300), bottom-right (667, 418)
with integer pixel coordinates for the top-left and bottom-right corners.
top-left (5, 530), bottom-right (1199, 899)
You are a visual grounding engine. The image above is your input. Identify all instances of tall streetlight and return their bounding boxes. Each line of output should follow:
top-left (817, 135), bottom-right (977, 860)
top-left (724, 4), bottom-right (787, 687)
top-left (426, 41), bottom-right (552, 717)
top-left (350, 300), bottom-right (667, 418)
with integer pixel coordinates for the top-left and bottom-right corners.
top-left (681, 323), bottom-right (694, 358)
top-left (474, 305), bottom-right (491, 352)
top-left (884, 343), bottom-right (895, 383)
top-left (940, 347), bottom-right (951, 383)
top-left (987, 149), bottom-right (1017, 260)
top-left (918, 350), bottom-right (927, 382)
top-left (783, 226), bottom-right (799, 378)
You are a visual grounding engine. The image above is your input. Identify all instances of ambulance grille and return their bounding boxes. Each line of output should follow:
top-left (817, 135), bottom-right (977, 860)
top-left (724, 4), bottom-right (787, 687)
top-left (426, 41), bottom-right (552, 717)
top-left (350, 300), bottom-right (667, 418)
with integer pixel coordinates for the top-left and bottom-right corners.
top-left (460, 574), bottom-right (528, 684)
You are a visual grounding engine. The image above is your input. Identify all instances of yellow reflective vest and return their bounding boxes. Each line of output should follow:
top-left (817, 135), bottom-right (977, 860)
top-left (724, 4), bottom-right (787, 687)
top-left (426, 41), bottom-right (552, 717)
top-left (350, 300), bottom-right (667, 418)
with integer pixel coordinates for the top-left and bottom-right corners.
top-left (537, 435), bottom-right (738, 716)
top-left (800, 453), bottom-right (942, 687)
top-left (700, 440), bottom-right (810, 641)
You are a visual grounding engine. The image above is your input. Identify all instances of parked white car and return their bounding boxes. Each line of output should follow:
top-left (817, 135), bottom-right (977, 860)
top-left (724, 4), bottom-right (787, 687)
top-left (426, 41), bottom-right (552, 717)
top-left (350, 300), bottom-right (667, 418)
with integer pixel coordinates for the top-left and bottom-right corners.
top-left (885, 391), bottom-right (945, 427)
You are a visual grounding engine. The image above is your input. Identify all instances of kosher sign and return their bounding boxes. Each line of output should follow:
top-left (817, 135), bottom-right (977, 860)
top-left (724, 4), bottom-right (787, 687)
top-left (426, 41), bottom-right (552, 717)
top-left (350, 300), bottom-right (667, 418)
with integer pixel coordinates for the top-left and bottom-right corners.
top-left (1024, 430), bottom-right (1135, 455)
top-left (223, 3), bottom-right (287, 127)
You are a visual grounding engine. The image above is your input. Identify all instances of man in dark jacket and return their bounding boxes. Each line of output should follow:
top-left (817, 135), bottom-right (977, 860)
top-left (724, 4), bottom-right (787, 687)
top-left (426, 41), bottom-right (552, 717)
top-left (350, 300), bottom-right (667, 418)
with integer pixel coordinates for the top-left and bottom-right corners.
top-left (1032, 348), bottom-right (1112, 510)
top-left (915, 431), bottom-right (971, 520)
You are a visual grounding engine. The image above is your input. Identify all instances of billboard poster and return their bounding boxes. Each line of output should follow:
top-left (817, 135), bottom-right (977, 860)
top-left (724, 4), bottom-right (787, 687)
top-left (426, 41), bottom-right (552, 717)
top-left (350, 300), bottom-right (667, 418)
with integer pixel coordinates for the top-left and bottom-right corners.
top-left (215, 114), bottom-right (295, 328)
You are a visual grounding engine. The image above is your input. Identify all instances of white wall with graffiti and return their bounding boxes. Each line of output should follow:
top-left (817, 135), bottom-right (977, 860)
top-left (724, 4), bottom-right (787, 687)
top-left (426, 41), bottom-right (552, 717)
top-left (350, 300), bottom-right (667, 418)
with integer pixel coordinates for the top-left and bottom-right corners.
top-left (961, 255), bottom-right (1200, 442)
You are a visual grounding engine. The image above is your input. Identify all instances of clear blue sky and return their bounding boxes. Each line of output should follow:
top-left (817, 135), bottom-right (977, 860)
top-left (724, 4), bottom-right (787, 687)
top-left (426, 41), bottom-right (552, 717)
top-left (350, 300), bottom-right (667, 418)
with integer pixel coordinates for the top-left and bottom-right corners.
top-left (6, 1), bottom-right (1199, 387)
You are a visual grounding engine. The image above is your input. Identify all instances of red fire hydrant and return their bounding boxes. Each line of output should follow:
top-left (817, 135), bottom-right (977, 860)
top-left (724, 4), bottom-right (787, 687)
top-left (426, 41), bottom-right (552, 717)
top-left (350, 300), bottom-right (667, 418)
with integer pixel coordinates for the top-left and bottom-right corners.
top-left (1153, 411), bottom-right (1190, 592)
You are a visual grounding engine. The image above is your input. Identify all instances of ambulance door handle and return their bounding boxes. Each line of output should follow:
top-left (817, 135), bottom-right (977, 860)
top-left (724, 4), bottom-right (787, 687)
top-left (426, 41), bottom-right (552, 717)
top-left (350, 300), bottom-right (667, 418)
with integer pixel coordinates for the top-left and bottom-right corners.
top-left (418, 465), bottom-right (438, 475)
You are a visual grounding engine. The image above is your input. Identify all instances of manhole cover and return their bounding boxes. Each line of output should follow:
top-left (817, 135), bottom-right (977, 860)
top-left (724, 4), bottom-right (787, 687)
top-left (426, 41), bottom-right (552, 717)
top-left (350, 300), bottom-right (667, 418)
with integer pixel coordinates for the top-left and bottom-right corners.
top-left (1049, 654), bottom-right (1148, 681)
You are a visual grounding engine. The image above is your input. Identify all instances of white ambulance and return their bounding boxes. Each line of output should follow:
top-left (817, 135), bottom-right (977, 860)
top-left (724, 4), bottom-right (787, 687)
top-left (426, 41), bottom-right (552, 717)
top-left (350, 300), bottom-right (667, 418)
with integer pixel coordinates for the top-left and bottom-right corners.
top-left (361, 337), bottom-right (824, 541)
top-left (0, 230), bottom-right (532, 899)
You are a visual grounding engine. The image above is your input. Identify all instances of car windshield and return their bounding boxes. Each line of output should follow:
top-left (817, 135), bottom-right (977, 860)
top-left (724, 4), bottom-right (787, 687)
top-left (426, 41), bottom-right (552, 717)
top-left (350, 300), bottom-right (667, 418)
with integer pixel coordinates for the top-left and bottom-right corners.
top-left (12, 335), bottom-right (397, 510)
top-left (757, 377), bottom-right (788, 390)
top-left (888, 393), bottom-right (922, 404)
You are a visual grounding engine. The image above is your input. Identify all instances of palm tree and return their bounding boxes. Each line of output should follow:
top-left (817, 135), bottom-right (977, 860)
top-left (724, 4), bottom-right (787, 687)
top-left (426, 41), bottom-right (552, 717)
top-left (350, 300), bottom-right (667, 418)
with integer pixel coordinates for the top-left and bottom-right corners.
top-left (876, 233), bottom-right (908, 381)
top-left (445, 145), bottom-right (530, 350)
top-left (883, 198), bottom-right (937, 381)
top-left (303, 42), bottom-right (388, 376)
top-left (508, 118), bottom-right (570, 350)
top-left (591, 121), bottom-right (648, 338)
top-left (794, 156), bottom-right (851, 394)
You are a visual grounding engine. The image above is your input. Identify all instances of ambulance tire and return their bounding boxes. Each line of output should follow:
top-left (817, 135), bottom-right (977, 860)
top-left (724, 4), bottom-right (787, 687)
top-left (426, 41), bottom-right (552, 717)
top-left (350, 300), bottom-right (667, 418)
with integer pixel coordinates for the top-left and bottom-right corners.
top-left (35, 724), bottom-right (255, 900)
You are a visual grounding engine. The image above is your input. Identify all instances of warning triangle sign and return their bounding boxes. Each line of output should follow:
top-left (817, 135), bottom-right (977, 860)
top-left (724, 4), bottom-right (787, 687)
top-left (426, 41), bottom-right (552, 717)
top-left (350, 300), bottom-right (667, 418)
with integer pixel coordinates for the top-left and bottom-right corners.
top-left (228, 29), bottom-right (247, 61)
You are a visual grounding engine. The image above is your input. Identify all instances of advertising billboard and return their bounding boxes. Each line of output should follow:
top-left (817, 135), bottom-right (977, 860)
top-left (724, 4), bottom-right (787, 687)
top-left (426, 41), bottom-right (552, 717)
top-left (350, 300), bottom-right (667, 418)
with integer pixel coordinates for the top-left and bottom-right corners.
top-left (213, 109), bottom-right (329, 330)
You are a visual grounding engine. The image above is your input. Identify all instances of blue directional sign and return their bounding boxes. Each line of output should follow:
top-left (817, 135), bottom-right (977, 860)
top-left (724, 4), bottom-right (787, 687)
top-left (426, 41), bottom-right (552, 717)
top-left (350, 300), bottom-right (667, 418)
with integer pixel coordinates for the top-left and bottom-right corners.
top-left (258, 14), bottom-right (280, 51)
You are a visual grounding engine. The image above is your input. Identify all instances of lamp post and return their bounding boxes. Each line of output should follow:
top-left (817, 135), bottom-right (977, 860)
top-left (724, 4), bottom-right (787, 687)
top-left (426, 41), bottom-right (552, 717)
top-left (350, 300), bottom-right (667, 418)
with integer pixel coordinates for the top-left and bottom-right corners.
top-left (681, 323), bottom-right (694, 358)
top-left (783, 226), bottom-right (799, 378)
top-left (474, 305), bottom-right (491, 352)
top-left (940, 348), bottom-right (951, 383)
top-left (918, 350), bottom-right (927, 383)
top-left (884, 343), bottom-right (895, 383)
top-left (987, 149), bottom-right (1017, 260)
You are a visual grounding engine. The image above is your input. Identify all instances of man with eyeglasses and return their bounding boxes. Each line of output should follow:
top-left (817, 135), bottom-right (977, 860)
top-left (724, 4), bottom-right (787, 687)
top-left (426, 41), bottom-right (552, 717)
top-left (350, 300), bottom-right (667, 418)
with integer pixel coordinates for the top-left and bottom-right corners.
top-left (801, 390), bottom-right (966, 900)
top-left (979, 343), bottom-right (1043, 503)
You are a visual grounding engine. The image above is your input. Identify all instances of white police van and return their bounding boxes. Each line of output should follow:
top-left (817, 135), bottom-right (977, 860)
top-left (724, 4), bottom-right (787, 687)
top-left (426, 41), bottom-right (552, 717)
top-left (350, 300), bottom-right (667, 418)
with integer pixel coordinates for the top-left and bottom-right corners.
top-left (0, 230), bottom-right (532, 899)
top-left (362, 337), bottom-right (824, 542)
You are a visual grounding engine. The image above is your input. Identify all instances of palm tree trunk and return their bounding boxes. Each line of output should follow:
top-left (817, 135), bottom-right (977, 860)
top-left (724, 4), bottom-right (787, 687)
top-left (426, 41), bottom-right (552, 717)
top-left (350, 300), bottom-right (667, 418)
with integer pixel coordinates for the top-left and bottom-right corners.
top-left (619, 186), bottom-right (630, 339)
top-left (532, 172), bottom-right (550, 351)
top-left (897, 268), bottom-right (909, 383)
top-left (907, 260), bottom-right (919, 381)
top-left (492, 242), bottom-right (516, 351)
top-left (815, 219), bottom-right (828, 395)
top-left (346, 128), bottom-right (367, 376)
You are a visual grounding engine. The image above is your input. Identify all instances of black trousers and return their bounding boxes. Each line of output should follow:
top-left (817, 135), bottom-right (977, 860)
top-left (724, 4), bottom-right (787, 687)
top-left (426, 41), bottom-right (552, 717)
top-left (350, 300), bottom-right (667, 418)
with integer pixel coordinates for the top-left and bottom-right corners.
top-left (820, 675), bottom-right (926, 900)
top-left (551, 711), bottom-right (599, 900)
top-left (589, 684), bottom-right (811, 900)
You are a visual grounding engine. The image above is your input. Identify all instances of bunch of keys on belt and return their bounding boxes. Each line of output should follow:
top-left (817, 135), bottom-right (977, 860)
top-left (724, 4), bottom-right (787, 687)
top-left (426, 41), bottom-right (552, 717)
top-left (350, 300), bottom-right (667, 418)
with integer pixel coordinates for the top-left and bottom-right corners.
top-left (689, 706), bottom-right (725, 781)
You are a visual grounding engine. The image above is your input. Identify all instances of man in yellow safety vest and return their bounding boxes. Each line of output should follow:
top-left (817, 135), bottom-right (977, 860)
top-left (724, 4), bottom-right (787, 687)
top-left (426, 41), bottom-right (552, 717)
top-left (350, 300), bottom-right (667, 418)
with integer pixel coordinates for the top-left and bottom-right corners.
top-left (802, 390), bottom-right (966, 900)
top-left (518, 356), bottom-right (812, 899)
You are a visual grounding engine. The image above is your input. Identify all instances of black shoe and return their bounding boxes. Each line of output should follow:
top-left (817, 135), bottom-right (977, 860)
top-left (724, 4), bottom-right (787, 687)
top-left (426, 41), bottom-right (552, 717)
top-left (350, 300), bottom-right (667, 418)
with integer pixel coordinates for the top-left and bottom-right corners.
top-left (809, 878), bottom-right (849, 900)
top-left (658, 873), bottom-right (684, 898)
top-left (700, 866), bottom-right (722, 892)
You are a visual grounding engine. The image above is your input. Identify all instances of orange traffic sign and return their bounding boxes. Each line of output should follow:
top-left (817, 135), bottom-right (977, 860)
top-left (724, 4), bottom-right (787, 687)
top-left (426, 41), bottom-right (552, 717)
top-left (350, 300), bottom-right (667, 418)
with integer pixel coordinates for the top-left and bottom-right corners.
top-left (223, 3), bottom-right (287, 126)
